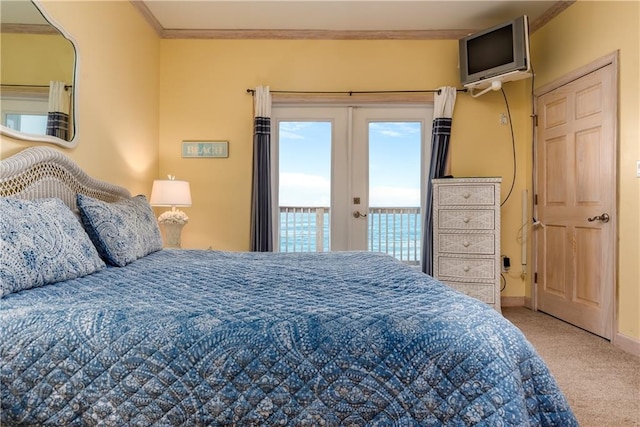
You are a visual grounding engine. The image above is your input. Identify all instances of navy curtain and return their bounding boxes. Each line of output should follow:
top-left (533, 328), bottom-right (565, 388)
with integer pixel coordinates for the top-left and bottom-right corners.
top-left (422, 87), bottom-right (457, 274)
top-left (250, 86), bottom-right (273, 251)
top-left (46, 81), bottom-right (70, 141)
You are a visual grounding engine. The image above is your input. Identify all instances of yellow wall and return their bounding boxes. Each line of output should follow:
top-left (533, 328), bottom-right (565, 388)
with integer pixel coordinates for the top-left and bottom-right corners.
top-left (451, 81), bottom-right (533, 300)
top-left (1, 1), bottom-right (637, 341)
top-left (0, 1), bottom-right (161, 197)
top-left (530, 0), bottom-right (640, 340)
top-left (159, 39), bottom-right (460, 250)
top-left (159, 39), bottom-right (531, 301)
top-left (1, 33), bottom-right (74, 85)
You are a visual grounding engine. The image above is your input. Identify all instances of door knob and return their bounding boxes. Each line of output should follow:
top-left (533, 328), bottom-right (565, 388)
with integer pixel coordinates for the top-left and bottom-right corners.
top-left (587, 213), bottom-right (610, 223)
top-left (353, 211), bottom-right (368, 218)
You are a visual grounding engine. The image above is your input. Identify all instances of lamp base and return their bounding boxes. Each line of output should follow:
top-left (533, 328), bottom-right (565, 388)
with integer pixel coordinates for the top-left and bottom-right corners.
top-left (160, 222), bottom-right (185, 249)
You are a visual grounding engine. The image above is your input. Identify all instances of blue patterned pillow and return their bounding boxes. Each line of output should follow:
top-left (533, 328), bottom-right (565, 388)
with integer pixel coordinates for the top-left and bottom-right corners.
top-left (0, 197), bottom-right (105, 297)
top-left (77, 194), bottom-right (162, 267)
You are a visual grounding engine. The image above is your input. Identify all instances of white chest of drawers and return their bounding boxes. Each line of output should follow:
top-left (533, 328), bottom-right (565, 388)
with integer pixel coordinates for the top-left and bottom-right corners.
top-left (432, 177), bottom-right (502, 312)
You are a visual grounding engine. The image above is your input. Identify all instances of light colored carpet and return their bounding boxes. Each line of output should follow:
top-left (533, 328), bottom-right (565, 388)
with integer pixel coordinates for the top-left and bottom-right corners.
top-left (503, 307), bottom-right (640, 427)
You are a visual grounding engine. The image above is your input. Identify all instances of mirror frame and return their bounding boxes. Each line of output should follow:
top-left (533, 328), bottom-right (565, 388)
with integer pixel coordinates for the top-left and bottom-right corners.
top-left (0, 0), bottom-right (80, 148)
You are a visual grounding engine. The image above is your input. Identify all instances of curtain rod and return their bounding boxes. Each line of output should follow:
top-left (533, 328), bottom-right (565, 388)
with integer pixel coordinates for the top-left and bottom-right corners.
top-left (246, 88), bottom-right (466, 96)
top-left (1, 84), bottom-right (72, 90)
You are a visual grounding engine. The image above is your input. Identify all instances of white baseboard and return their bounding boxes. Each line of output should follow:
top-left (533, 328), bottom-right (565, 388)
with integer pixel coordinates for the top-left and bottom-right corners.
top-left (523, 296), bottom-right (533, 309)
top-left (614, 332), bottom-right (640, 357)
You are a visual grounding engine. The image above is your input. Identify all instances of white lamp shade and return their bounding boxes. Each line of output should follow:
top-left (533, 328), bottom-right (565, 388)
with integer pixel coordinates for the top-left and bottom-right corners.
top-left (150, 180), bottom-right (192, 207)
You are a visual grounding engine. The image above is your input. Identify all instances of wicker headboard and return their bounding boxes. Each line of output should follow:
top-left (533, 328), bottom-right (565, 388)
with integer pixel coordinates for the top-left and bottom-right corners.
top-left (0, 147), bottom-right (131, 211)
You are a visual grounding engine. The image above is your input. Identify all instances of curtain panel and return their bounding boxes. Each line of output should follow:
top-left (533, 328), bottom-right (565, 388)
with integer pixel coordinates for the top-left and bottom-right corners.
top-left (421, 87), bottom-right (457, 275)
top-left (46, 81), bottom-right (70, 141)
top-left (250, 86), bottom-right (273, 252)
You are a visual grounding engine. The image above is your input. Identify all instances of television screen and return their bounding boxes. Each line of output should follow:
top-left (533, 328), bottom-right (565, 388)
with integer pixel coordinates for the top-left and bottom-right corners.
top-left (467, 25), bottom-right (514, 75)
top-left (459, 15), bottom-right (531, 89)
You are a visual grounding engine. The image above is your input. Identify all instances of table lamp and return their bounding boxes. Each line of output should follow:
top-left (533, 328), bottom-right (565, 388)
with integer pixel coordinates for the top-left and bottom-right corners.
top-left (150, 175), bottom-right (192, 248)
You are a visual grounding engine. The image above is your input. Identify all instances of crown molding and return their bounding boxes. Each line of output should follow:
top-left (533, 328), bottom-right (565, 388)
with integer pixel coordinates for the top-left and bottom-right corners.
top-left (0, 23), bottom-right (59, 35)
top-left (529, 0), bottom-right (575, 33)
top-left (131, 0), bottom-right (575, 40)
top-left (161, 28), bottom-right (472, 40)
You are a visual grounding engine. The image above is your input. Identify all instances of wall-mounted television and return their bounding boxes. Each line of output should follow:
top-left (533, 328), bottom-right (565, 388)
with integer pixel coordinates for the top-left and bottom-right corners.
top-left (459, 15), bottom-right (531, 92)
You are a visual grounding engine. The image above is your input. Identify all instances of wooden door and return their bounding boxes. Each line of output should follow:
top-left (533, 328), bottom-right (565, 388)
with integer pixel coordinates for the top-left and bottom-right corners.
top-left (535, 60), bottom-right (616, 340)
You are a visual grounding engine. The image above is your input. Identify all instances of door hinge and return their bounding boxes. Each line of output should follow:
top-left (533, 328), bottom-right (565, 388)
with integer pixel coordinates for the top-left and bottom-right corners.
top-left (534, 272), bottom-right (538, 283)
top-left (531, 114), bottom-right (538, 127)
top-left (534, 194), bottom-right (538, 205)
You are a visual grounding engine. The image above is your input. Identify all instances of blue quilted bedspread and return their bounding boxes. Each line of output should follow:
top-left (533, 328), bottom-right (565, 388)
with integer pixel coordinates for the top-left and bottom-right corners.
top-left (1, 250), bottom-right (576, 426)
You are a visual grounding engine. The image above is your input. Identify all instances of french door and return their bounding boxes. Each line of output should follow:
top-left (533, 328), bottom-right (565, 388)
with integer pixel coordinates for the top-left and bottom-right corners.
top-left (272, 105), bottom-right (433, 263)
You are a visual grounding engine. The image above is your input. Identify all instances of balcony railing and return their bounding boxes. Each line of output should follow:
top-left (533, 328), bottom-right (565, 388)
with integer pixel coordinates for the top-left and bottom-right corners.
top-left (279, 206), bottom-right (421, 265)
top-left (279, 206), bottom-right (330, 252)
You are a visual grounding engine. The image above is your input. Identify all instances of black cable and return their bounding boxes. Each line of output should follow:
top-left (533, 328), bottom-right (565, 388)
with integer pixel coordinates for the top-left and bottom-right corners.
top-left (500, 88), bottom-right (517, 207)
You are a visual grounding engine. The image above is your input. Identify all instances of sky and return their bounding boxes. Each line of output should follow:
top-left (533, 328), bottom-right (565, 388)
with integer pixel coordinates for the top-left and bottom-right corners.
top-left (278, 120), bottom-right (422, 207)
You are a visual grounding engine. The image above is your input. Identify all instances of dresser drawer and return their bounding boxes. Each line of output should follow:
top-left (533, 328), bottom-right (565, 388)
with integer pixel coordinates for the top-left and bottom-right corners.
top-left (437, 257), bottom-right (496, 280)
top-left (438, 233), bottom-right (495, 255)
top-left (437, 209), bottom-right (495, 230)
top-left (437, 185), bottom-right (496, 206)
top-left (443, 281), bottom-right (495, 304)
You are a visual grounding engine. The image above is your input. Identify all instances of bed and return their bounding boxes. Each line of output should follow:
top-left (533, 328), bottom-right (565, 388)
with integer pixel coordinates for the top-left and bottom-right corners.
top-left (1, 147), bottom-right (577, 426)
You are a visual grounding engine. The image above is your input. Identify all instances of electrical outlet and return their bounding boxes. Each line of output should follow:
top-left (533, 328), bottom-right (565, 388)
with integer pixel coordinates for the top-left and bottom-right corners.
top-left (501, 255), bottom-right (511, 272)
top-left (636, 160), bottom-right (640, 178)
top-left (500, 113), bottom-right (508, 125)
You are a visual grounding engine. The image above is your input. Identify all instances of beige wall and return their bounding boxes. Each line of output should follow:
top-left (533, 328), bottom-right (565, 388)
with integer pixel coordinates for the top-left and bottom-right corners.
top-left (0, 1), bottom-right (161, 197)
top-left (530, 0), bottom-right (640, 340)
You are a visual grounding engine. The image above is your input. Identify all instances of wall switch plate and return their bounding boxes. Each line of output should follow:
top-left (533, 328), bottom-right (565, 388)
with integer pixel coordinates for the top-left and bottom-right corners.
top-left (637, 160), bottom-right (640, 178)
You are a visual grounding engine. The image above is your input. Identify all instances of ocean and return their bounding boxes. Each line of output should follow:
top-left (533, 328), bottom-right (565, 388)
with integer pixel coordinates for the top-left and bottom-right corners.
top-left (279, 210), bottom-right (422, 264)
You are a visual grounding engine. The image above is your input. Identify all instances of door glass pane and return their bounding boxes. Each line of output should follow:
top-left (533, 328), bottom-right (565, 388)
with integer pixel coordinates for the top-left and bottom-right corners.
top-left (4, 113), bottom-right (47, 134)
top-left (368, 122), bottom-right (422, 264)
top-left (278, 121), bottom-right (331, 252)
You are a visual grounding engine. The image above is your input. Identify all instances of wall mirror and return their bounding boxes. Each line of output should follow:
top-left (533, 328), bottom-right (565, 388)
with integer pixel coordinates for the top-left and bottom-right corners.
top-left (0, 0), bottom-right (78, 148)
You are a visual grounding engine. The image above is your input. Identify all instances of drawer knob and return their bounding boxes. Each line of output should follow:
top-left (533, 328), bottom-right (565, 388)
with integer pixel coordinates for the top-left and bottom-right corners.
top-left (463, 241), bottom-right (470, 247)
top-left (463, 266), bottom-right (470, 272)
top-left (463, 192), bottom-right (471, 199)
top-left (463, 217), bottom-right (471, 223)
